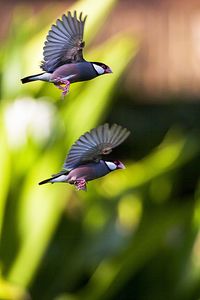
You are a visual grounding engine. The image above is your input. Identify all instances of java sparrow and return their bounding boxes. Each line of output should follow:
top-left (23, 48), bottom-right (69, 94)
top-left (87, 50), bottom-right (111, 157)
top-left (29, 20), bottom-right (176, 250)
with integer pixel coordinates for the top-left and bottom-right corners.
top-left (39, 124), bottom-right (130, 190)
top-left (21, 11), bottom-right (112, 97)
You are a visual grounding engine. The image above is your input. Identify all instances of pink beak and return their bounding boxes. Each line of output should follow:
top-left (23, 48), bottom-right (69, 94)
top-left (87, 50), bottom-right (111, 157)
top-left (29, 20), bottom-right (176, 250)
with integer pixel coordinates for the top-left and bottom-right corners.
top-left (105, 67), bottom-right (113, 74)
top-left (118, 161), bottom-right (125, 169)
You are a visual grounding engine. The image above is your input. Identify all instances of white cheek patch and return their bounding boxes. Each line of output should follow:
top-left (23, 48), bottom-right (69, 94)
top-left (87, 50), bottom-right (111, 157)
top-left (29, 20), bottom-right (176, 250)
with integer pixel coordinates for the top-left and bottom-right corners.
top-left (105, 161), bottom-right (117, 171)
top-left (93, 64), bottom-right (104, 75)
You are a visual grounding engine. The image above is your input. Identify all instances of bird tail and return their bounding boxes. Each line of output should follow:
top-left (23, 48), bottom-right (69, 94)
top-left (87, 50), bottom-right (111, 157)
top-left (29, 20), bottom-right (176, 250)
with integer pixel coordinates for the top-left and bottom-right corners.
top-left (38, 177), bottom-right (52, 185)
top-left (21, 72), bottom-right (50, 84)
top-left (38, 171), bottom-right (69, 185)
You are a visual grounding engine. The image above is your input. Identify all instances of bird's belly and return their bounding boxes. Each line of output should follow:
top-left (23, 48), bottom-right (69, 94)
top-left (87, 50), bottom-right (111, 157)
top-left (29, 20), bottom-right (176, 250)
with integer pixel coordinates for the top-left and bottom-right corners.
top-left (67, 164), bottom-right (108, 183)
top-left (50, 63), bottom-right (97, 83)
top-left (50, 65), bottom-right (78, 81)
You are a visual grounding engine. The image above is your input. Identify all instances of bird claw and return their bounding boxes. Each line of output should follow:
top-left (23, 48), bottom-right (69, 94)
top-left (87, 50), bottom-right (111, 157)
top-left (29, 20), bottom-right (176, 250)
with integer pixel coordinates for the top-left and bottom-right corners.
top-left (54, 77), bottom-right (70, 97)
top-left (74, 179), bottom-right (87, 191)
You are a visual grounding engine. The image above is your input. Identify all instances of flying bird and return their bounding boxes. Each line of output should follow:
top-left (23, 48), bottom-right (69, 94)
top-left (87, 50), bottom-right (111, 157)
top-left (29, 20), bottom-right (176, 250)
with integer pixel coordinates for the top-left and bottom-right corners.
top-left (39, 124), bottom-right (130, 190)
top-left (21, 11), bottom-right (112, 97)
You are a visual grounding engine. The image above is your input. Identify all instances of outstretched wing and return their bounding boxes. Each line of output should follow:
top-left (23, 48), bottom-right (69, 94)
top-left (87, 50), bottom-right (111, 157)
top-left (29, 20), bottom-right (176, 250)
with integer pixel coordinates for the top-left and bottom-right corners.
top-left (64, 124), bottom-right (130, 170)
top-left (41, 11), bottom-right (87, 72)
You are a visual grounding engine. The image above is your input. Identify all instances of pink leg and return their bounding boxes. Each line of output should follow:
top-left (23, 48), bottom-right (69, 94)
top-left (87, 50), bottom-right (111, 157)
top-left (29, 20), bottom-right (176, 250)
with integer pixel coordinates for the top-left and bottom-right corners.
top-left (74, 179), bottom-right (87, 191)
top-left (54, 77), bottom-right (70, 97)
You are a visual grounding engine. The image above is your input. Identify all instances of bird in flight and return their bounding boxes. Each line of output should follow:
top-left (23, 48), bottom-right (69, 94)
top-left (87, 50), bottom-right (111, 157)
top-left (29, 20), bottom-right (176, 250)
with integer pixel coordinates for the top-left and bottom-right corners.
top-left (39, 123), bottom-right (130, 190)
top-left (21, 11), bottom-right (112, 97)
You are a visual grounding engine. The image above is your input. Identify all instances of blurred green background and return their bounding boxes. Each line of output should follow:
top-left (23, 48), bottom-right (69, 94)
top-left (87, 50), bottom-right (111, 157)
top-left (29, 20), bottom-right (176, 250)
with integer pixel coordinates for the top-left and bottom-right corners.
top-left (0, 0), bottom-right (200, 299)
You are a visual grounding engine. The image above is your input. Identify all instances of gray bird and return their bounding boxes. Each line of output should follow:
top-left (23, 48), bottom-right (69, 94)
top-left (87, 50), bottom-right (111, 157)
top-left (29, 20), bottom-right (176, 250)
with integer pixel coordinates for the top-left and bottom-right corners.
top-left (21, 11), bottom-right (112, 96)
top-left (39, 123), bottom-right (130, 190)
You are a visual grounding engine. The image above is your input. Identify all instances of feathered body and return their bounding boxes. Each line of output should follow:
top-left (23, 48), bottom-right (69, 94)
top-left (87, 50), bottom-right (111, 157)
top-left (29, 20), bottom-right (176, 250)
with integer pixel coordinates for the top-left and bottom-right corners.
top-left (21, 11), bottom-right (112, 96)
top-left (40, 160), bottom-right (115, 184)
top-left (39, 124), bottom-right (130, 191)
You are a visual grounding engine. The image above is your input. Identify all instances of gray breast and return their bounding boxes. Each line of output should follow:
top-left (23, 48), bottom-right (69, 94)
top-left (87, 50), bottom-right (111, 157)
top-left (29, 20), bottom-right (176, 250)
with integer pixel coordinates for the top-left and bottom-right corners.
top-left (50, 62), bottom-right (97, 83)
top-left (75, 62), bottom-right (97, 82)
top-left (92, 161), bottom-right (110, 179)
top-left (67, 161), bottom-right (110, 183)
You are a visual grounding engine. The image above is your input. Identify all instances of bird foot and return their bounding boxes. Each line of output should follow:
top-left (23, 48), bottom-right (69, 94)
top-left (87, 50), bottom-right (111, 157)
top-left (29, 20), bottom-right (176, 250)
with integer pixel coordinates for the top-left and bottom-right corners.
top-left (74, 179), bottom-right (87, 191)
top-left (54, 78), bottom-right (70, 97)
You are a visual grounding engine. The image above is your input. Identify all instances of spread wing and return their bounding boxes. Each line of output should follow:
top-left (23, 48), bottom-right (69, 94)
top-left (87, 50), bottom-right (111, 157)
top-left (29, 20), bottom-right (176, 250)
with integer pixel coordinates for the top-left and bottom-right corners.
top-left (64, 124), bottom-right (130, 170)
top-left (41, 11), bottom-right (87, 72)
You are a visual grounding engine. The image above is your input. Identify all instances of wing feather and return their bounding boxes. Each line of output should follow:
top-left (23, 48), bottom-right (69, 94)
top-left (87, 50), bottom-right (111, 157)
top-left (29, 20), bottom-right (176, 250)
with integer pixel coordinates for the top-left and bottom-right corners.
top-left (48, 31), bottom-right (66, 41)
top-left (64, 124), bottom-right (130, 170)
top-left (41, 11), bottom-right (87, 72)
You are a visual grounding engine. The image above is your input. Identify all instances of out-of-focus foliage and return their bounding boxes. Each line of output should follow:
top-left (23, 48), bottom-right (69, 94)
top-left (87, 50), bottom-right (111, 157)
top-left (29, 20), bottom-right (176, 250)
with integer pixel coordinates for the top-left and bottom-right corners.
top-left (0, 0), bottom-right (200, 300)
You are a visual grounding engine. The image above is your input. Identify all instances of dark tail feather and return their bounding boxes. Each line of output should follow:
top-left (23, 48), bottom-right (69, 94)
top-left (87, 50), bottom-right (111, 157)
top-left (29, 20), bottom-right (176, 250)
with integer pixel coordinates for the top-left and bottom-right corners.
top-left (39, 170), bottom-right (69, 185)
top-left (21, 72), bottom-right (45, 84)
top-left (38, 177), bottom-right (52, 185)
